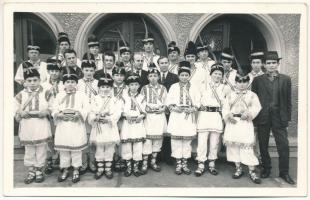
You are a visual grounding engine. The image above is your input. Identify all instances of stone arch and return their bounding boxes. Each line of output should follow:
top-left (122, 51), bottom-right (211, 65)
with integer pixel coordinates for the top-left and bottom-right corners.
top-left (189, 14), bottom-right (286, 71)
top-left (74, 13), bottom-right (177, 57)
top-left (34, 13), bottom-right (64, 37)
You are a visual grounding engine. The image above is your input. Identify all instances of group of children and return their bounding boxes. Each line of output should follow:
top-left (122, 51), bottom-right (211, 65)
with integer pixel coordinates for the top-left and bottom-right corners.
top-left (15, 52), bottom-right (263, 185)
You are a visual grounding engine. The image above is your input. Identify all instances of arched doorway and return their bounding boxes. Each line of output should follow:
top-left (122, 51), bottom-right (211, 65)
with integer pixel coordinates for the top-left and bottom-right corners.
top-left (190, 14), bottom-right (286, 72)
top-left (14, 12), bottom-right (59, 138)
top-left (196, 14), bottom-right (267, 73)
top-left (74, 13), bottom-right (177, 58)
top-left (92, 14), bottom-right (167, 58)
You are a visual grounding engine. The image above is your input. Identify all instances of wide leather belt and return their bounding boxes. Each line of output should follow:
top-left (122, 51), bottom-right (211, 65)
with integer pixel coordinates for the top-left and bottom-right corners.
top-left (199, 106), bottom-right (221, 112)
top-left (233, 113), bottom-right (242, 118)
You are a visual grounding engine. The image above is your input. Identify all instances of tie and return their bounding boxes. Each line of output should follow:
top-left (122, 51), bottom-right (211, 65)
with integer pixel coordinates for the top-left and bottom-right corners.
top-left (161, 73), bottom-right (166, 83)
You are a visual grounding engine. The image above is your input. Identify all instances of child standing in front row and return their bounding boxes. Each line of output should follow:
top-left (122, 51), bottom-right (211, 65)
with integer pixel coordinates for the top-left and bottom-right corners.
top-left (52, 67), bottom-right (89, 183)
top-left (120, 73), bottom-right (147, 177)
top-left (88, 74), bottom-right (122, 180)
top-left (140, 67), bottom-right (167, 174)
top-left (222, 73), bottom-right (262, 184)
top-left (195, 63), bottom-right (230, 177)
top-left (166, 61), bottom-right (200, 175)
top-left (14, 67), bottom-right (52, 184)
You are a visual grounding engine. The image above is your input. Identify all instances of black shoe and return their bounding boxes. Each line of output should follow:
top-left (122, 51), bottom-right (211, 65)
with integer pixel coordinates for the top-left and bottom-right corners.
top-left (58, 168), bottom-right (69, 182)
top-left (232, 167), bottom-right (244, 179)
top-left (208, 166), bottom-right (218, 176)
top-left (279, 173), bottom-right (295, 185)
top-left (24, 171), bottom-right (36, 184)
top-left (72, 169), bottom-right (80, 183)
top-left (124, 169), bottom-right (132, 177)
top-left (35, 169), bottom-right (45, 183)
top-left (249, 171), bottom-right (261, 184)
top-left (105, 170), bottom-right (113, 179)
top-left (150, 163), bottom-right (161, 172)
top-left (194, 162), bottom-right (205, 177)
top-left (44, 159), bottom-right (54, 175)
top-left (260, 168), bottom-right (271, 178)
top-left (79, 165), bottom-right (88, 175)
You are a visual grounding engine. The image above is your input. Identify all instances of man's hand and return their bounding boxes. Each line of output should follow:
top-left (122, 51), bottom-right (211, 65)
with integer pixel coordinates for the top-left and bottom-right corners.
top-left (227, 113), bottom-right (237, 124)
top-left (20, 111), bottom-right (31, 119)
top-left (135, 114), bottom-right (145, 123)
top-left (171, 106), bottom-right (182, 113)
top-left (241, 111), bottom-right (249, 121)
top-left (37, 110), bottom-right (50, 118)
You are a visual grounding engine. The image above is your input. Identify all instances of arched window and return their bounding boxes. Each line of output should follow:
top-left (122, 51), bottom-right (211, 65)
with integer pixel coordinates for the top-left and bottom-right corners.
top-left (14, 12), bottom-right (57, 67)
top-left (14, 13), bottom-right (57, 138)
top-left (196, 14), bottom-right (267, 72)
top-left (92, 14), bottom-right (167, 58)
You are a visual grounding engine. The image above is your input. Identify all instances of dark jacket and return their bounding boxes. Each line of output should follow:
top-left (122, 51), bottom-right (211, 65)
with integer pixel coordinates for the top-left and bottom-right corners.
top-left (159, 72), bottom-right (179, 91)
top-left (251, 73), bottom-right (292, 126)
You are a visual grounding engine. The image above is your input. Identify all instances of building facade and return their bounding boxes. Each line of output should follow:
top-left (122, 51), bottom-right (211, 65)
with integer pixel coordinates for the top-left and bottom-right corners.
top-left (13, 13), bottom-right (300, 141)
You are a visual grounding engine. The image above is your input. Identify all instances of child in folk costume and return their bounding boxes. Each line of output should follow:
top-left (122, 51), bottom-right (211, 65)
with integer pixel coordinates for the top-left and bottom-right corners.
top-left (166, 61), bottom-right (200, 175)
top-left (14, 68), bottom-right (52, 184)
top-left (140, 68), bottom-right (168, 174)
top-left (88, 74), bottom-right (122, 180)
top-left (77, 59), bottom-right (98, 173)
top-left (121, 73), bottom-right (147, 177)
top-left (112, 66), bottom-right (128, 172)
top-left (222, 73), bottom-right (262, 184)
top-left (41, 58), bottom-right (64, 175)
top-left (220, 48), bottom-right (237, 91)
top-left (195, 63), bottom-right (230, 177)
top-left (52, 67), bottom-right (89, 183)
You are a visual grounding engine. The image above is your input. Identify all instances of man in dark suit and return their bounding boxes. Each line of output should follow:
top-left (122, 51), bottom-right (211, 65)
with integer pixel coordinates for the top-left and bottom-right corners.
top-left (127, 52), bottom-right (149, 91)
top-left (158, 56), bottom-right (179, 91)
top-left (251, 51), bottom-right (295, 185)
top-left (157, 56), bottom-right (179, 165)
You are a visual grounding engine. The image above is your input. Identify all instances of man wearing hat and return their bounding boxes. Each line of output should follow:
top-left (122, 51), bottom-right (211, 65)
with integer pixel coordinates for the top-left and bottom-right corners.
top-left (167, 41), bottom-right (180, 75)
top-left (141, 35), bottom-right (160, 71)
top-left (220, 47), bottom-right (237, 91)
top-left (55, 32), bottom-right (82, 68)
top-left (248, 49), bottom-right (265, 88)
top-left (87, 35), bottom-right (104, 70)
top-left (251, 51), bottom-right (295, 185)
top-left (195, 41), bottom-right (216, 73)
top-left (119, 41), bottom-right (133, 72)
top-left (184, 41), bottom-right (206, 90)
top-left (15, 45), bottom-right (48, 86)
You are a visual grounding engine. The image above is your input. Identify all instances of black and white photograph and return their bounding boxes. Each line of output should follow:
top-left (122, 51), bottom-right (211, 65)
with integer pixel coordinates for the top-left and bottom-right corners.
top-left (2, 1), bottom-right (308, 197)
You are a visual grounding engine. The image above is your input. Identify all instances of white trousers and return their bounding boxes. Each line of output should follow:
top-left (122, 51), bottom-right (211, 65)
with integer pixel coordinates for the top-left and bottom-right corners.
top-left (196, 131), bottom-right (221, 162)
top-left (226, 145), bottom-right (259, 166)
top-left (121, 142), bottom-right (143, 161)
top-left (24, 143), bottom-right (48, 168)
top-left (142, 139), bottom-right (163, 155)
top-left (95, 143), bottom-right (115, 162)
top-left (59, 150), bottom-right (82, 168)
top-left (171, 139), bottom-right (192, 159)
